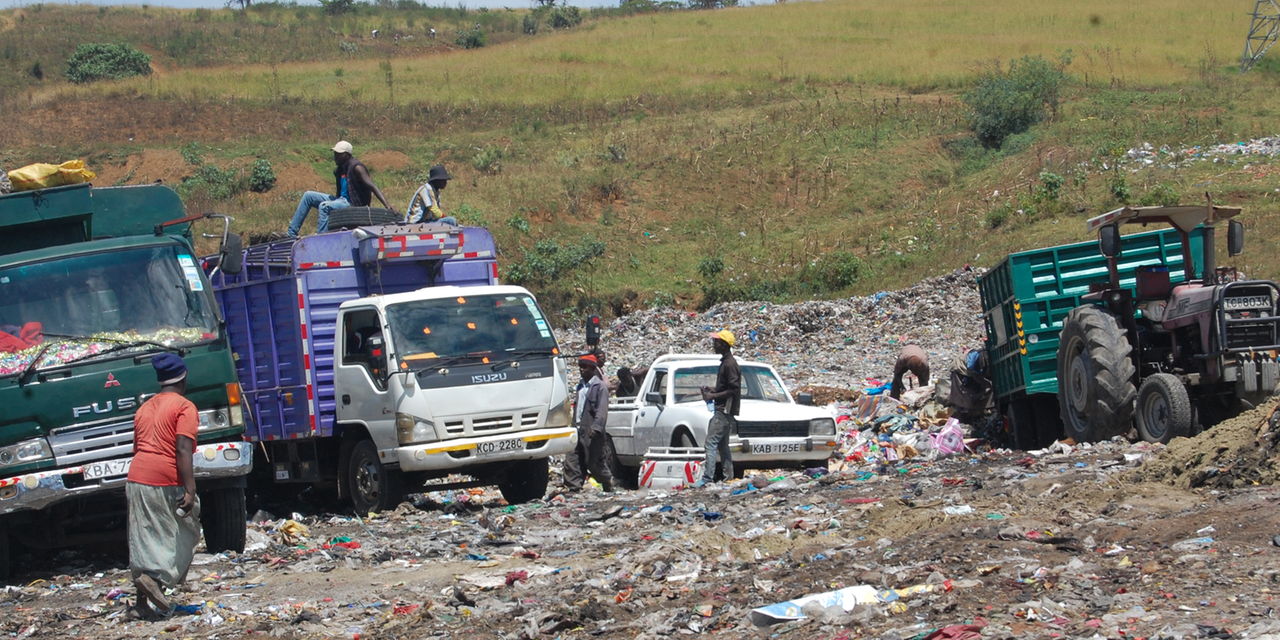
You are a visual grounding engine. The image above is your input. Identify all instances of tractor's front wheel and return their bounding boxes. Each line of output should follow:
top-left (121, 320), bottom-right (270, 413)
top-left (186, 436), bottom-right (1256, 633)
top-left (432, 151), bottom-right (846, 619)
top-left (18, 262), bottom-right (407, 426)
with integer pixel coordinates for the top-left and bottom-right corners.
top-left (1136, 373), bottom-right (1193, 443)
top-left (1057, 306), bottom-right (1137, 442)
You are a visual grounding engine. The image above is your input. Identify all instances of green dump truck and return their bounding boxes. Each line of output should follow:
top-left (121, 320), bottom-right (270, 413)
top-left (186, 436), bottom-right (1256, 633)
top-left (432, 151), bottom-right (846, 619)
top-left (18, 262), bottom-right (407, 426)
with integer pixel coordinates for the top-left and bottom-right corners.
top-left (0, 183), bottom-right (250, 578)
top-left (979, 204), bottom-right (1279, 449)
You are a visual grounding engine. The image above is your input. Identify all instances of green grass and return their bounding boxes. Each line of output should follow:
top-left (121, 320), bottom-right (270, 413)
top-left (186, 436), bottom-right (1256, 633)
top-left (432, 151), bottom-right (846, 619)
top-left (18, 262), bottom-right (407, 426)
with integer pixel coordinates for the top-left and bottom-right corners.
top-left (3, 0), bottom-right (1280, 318)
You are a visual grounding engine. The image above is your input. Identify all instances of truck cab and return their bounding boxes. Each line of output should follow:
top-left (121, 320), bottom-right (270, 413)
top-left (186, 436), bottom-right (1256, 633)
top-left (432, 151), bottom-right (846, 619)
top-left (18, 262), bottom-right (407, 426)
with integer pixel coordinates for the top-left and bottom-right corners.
top-left (606, 354), bottom-right (838, 483)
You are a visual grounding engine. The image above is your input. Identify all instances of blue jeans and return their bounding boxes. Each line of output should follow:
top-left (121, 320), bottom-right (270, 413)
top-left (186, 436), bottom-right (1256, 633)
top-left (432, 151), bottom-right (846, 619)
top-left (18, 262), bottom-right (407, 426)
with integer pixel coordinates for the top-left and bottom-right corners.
top-left (287, 191), bottom-right (349, 237)
top-left (702, 411), bottom-right (735, 482)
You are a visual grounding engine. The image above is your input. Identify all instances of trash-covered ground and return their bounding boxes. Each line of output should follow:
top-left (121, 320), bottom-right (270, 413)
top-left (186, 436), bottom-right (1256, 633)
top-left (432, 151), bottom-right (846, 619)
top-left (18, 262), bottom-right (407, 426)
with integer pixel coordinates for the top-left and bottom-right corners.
top-left (3, 401), bottom-right (1278, 640)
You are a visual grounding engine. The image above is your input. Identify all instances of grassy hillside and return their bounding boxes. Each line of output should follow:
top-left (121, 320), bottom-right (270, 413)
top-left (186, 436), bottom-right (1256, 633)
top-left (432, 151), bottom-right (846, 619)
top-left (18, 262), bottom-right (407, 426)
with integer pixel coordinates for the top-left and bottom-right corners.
top-left (3, 0), bottom-right (1279, 318)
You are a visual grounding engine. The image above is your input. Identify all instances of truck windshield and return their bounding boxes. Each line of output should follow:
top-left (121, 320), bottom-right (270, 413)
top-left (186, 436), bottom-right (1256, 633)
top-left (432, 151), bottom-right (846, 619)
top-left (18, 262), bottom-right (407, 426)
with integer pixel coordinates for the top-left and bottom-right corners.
top-left (670, 365), bottom-right (791, 404)
top-left (0, 245), bottom-right (218, 377)
top-left (387, 293), bottom-right (559, 367)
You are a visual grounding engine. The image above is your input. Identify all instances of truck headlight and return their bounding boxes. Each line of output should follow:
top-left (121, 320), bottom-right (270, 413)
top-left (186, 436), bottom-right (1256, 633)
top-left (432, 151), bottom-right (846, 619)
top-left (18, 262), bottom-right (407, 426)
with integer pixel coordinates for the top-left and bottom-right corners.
top-left (396, 413), bottom-right (437, 445)
top-left (809, 418), bottom-right (836, 436)
top-left (546, 397), bottom-right (571, 429)
top-left (198, 408), bottom-right (231, 431)
top-left (0, 438), bottom-right (54, 470)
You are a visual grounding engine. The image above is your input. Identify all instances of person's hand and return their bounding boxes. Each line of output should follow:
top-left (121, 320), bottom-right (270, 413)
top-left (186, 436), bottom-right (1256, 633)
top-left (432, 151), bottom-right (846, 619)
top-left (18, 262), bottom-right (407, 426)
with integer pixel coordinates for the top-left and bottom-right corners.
top-left (177, 490), bottom-right (196, 513)
top-left (700, 387), bottom-right (712, 401)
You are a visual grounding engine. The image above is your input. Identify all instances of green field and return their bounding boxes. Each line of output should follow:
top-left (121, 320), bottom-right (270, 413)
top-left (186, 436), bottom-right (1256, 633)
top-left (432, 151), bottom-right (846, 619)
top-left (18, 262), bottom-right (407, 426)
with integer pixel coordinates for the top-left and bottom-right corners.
top-left (3, 0), bottom-right (1279, 317)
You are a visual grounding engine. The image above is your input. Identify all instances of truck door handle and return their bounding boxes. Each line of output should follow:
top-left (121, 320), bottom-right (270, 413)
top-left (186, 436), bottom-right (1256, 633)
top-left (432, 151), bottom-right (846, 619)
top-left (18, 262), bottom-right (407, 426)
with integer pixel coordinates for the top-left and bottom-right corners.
top-left (342, 394), bottom-right (351, 405)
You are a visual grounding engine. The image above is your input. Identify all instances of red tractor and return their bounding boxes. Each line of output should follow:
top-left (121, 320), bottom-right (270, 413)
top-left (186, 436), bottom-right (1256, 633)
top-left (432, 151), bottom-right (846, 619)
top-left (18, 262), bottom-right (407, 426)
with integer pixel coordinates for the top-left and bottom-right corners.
top-left (1057, 203), bottom-right (1279, 443)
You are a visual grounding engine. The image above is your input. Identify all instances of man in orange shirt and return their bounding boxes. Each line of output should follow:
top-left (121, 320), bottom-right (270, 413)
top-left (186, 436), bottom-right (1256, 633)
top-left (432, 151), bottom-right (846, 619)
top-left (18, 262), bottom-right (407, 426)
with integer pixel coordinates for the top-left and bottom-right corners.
top-left (126, 353), bottom-right (200, 618)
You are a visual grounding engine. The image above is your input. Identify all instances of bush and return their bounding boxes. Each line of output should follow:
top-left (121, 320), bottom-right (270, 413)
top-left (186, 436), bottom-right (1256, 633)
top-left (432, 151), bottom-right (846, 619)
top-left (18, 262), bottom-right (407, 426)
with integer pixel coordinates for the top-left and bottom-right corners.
top-left (319, 0), bottom-right (356, 15)
top-left (248, 158), bottom-right (276, 193)
top-left (507, 213), bottom-right (530, 234)
top-left (548, 5), bottom-right (581, 28)
top-left (64, 43), bottom-right (151, 84)
top-left (1035, 170), bottom-right (1063, 202)
top-left (178, 164), bottom-right (241, 201)
top-left (522, 12), bottom-right (539, 34)
top-left (1108, 172), bottom-right (1132, 203)
top-left (963, 54), bottom-right (1068, 149)
top-left (803, 251), bottom-right (864, 290)
top-left (1139, 182), bottom-right (1180, 207)
top-left (985, 203), bottom-right (1012, 229)
top-left (456, 27), bottom-right (485, 49)
top-left (504, 238), bottom-right (606, 287)
top-left (472, 146), bottom-right (503, 174)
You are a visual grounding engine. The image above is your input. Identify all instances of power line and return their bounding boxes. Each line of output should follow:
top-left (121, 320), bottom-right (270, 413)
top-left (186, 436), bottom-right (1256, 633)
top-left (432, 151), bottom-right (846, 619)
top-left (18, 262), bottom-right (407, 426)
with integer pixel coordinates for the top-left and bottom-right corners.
top-left (1242, 0), bottom-right (1280, 71)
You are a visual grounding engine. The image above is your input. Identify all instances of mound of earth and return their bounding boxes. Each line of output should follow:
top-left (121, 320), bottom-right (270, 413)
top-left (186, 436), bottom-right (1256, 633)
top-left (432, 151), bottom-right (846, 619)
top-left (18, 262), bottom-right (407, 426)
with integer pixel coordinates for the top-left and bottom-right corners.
top-left (1132, 398), bottom-right (1280, 489)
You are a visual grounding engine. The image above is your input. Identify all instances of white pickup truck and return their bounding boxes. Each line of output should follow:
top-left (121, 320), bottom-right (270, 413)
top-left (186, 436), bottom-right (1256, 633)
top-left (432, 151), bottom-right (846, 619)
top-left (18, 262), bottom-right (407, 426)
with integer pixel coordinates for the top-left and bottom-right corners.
top-left (605, 354), bottom-right (838, 485)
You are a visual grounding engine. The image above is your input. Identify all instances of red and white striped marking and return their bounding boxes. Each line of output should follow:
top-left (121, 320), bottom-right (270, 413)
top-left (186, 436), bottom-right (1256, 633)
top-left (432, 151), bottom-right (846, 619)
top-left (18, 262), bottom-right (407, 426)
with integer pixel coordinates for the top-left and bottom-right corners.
top-left (298, 260), bottom-right (354, 270)
top-left (296, 278), bottom-right (319, 436)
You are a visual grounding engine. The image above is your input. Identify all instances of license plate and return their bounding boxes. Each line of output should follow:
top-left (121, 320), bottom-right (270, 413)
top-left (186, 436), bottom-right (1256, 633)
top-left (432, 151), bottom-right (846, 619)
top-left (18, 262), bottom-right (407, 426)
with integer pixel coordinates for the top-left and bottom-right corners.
top-left (750, 442), bottom-right (802, 455)
top-left (84, 458), bottom-right (131, 480)
top-left (475, 438), bottom-right (524, 457)
top-left (1224, 295), bottom-right (1271, 310)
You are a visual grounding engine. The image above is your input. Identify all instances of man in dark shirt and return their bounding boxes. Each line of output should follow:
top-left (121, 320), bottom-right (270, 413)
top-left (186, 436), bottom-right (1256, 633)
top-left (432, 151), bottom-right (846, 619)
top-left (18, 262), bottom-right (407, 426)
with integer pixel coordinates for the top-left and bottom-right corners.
top-left (287, 140), bottom-right (392, 238)
top-left (695, 329), bottom-right (740, 487)
top-left (890, 344), bottom-right (930, 399)
top-left (562, 354), bottom-right (615, 492)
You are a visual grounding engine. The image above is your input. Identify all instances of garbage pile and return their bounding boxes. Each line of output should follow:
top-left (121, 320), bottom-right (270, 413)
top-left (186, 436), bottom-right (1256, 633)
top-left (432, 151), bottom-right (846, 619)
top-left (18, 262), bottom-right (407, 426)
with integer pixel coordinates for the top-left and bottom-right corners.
top-left (1134, 398), bottom-right (1280, 489)
top-left (1119, 136), bottom-right (1280, 170)
top-left (558, 267), bottom-right (986, 390)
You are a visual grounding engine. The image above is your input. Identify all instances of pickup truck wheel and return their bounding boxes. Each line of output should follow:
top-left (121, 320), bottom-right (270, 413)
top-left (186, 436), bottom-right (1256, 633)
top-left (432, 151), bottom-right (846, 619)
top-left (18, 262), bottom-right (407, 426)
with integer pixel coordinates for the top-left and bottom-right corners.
top-left (1136, 373), bottom-right (1192, 444)
top-left (607, 445), bottom-right (640, 491)
top-left (1056, 306), bottom-right (1136, 443)
top-left (498, 458), bottom-right (549, 504)
top-left (346, 439), bottom-right (404, 514)
top-left (328, 207), bottom-right (400, 230)
top-left (200, 487), bottom-right (247, 553)
top-left (672, 429), bottom-right (697, 448)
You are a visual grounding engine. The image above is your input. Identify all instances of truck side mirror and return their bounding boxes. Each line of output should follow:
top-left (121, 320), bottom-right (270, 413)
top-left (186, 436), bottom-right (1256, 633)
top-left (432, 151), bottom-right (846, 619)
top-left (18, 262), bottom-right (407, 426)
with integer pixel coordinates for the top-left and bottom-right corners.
top-left (584, 315), bottom-right (601, 347)
top-left (796, 391), bottom-right (814, 406)
top-left (644, 391), bottom-right (664, 406)
top-left (367, 334), bottom-right (388, 379)
top-left (220, 232), bottom-right (243, 275)
top-left (1099, 224), bottom-right (1121, 259)
top-left (1228, 219), bottom-right (1244, 257)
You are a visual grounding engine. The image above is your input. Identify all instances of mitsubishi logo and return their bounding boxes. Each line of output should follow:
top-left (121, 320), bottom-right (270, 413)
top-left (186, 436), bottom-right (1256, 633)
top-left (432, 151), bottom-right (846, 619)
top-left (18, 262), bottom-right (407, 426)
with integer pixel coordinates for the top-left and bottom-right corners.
top-left (104, 373), bottom-right (121, 389)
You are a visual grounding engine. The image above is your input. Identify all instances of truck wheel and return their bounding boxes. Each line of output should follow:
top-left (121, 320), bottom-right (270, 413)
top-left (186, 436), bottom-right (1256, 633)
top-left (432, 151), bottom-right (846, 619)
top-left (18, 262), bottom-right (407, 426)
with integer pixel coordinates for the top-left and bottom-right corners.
top-left (345, 439), bottom-right (404, 514)
top-left (1057, 306), bottom-right (1136, 442)
top-left (328, 207), bottom-right (400, 230)
top-left (200, 487), bottom-right (247, 553)
top-left (498, 458), bottom-right (549, 504)
top-left (1136, 373), bottom-right (1192, 443)
top-left (672, 429), bottom-right (696, 448)
top-left (607, 447), bottom-right (640, 491)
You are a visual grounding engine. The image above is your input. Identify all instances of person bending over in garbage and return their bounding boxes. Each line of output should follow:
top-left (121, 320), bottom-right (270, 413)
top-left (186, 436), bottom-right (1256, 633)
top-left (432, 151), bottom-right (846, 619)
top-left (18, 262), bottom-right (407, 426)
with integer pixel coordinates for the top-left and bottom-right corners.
top-left (126, 353), bottom-right (201, 619)
top-left (563, 354), bottom-right (615, 492)
top-left (405, 164), bottom-right (458, 225)
top-left (890, 344), bottom-right (930, 400)
top-left (287, 140), bottom-right (392, 238)
top-left (694, 329), bottom-right (740, 488)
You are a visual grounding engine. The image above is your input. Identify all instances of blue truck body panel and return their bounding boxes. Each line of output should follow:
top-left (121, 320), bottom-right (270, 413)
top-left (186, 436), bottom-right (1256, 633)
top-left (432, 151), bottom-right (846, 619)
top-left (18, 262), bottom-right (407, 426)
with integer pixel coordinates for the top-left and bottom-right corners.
top-left (207, 224), bottom-right (498, 442)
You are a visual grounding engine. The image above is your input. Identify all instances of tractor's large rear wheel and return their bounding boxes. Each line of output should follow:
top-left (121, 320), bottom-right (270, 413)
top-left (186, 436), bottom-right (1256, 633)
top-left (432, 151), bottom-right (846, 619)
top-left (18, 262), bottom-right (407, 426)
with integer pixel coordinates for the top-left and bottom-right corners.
top-left (1057, 306), bottom-right (1136, 442)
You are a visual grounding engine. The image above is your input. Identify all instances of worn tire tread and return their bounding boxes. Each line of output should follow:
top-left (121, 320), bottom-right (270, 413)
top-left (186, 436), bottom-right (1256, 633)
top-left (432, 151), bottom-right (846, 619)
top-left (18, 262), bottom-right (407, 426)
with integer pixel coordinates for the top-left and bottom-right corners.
top-left (1057, 306), bottom-right (1136, 442)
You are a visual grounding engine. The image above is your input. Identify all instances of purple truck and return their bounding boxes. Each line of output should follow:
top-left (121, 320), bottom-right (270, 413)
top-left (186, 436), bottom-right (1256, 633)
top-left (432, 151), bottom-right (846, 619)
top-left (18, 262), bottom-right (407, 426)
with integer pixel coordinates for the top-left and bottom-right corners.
top-left (207, 222), bottom-right (576, 512)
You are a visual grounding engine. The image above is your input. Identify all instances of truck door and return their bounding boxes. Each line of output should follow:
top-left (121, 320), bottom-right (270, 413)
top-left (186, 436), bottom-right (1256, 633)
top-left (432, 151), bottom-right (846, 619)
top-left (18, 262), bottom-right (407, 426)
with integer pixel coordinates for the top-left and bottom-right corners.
top-left (634, 368), bottom-right (668, 453)
top-left (335, 308), bottom-right (396, 450)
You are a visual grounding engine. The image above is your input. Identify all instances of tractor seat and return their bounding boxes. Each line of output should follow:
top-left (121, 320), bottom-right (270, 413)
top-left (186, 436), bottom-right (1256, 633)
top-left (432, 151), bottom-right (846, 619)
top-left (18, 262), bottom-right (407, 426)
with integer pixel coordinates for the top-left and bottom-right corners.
top-left (1135, 265), bottom-right (1172, 300)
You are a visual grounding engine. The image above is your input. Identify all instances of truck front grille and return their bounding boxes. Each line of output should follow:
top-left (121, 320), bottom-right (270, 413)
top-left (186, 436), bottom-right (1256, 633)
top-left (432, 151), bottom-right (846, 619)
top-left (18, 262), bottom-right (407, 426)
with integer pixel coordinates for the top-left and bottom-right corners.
top-left (49, 419), bottom-right (135, 467)
top-left (442, 411), bottom-right (540, 436)
top-left (736, 420), bottom-right (809, 438)
top-left (1227, 321), bottom-right (1277, 350)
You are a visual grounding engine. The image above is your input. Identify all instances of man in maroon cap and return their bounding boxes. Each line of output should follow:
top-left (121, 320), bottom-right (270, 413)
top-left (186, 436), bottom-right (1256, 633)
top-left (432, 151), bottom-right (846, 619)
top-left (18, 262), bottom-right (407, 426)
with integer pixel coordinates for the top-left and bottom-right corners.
top-left (562, 354), bottom-right (615, 492)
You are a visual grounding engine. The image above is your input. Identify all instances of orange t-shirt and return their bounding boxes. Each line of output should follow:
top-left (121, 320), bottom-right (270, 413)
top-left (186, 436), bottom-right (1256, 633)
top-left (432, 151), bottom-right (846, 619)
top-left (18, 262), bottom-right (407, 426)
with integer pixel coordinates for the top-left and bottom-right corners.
top-left (127, 392), bottom-right (199, 487)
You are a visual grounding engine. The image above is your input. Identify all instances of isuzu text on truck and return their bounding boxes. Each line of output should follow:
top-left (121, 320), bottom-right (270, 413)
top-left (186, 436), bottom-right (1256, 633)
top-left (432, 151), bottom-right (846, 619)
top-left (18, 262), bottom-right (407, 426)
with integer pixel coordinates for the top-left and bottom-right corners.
top-left (205, 217), bottom-right (576, 513)
top-left (0, 183), bottom-right (251, 578)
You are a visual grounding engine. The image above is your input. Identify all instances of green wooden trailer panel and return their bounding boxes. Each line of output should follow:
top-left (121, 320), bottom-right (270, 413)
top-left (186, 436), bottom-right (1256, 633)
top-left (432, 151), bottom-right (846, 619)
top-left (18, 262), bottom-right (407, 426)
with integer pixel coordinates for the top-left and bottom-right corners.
top-left (978, 227), bottom-right (1205, 401)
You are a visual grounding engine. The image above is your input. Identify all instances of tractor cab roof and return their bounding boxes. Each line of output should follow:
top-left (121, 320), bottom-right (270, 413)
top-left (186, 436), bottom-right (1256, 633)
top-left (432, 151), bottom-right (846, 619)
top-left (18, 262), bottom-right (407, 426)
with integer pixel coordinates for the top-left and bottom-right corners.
top-left (1086, 204), bottom-right (1241, 234)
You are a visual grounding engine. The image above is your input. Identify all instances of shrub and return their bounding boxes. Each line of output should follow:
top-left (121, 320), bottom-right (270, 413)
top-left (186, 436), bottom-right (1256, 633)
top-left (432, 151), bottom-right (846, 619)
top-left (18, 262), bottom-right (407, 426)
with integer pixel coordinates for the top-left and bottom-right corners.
top-left (696, 256), bottom-right (724, 279)
top-left (64, 43), bottom-right (151, 84)
top-left (548, 5), bottom-right (581, 28)
top-left (963, 54), bottom-right (1068, 149)
top-left (472, 146), bottom-right (503, 174)
top-left (1035, 170), bottom-right (1064, 202)
top-left (178, 164), bottom-right (241, 201)
top-left (804, 251), bottom-right (864, 290)
top-left (180, 142), bottom-right (204, 166)
top-left (1108, 172), bottom-right (1132, 203)
top-left (504, 238), bottom-right (606, 287)
top-left (507, 213), bottom-right (531, 234)
top-left (1139, 183), bottom-right (1180, 207)
top-left (248, 158), bottom-right (276, 193)
top-left (522, 12), bottom-right (539, 34)
top-left (456, 27), bottom-right (485, 49)
top-left (319, 0), bottom-right (356, 16)
top-left (985, 203), bottom-right (1012, 229)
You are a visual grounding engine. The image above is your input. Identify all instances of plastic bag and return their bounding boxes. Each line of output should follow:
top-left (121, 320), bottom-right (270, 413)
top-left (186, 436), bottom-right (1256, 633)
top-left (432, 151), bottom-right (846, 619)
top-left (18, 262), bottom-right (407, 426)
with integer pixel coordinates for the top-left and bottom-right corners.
top-left (7, 160), bottom-right (97, 192)
top-left (931, 418), bottom-right (966, 456)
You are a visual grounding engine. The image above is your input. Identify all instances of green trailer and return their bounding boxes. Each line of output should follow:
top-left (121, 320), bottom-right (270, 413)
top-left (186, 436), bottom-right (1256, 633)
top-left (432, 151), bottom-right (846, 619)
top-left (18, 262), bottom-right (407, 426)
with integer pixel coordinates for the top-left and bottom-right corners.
top-left (977, 227), bottom-right (1205, 448)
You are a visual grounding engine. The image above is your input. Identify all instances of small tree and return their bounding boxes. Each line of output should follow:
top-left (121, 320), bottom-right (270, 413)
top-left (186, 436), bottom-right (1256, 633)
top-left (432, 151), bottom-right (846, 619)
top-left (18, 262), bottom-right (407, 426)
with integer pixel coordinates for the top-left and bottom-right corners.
top-left (456, 27), bottom-right (485, 49)
top-left (319, 0), bottom-right (356, 16)
top-left (963, 54), bottom-right (1069, 149)
top-left (64, 43), bottom-right (151, 84)
top-left (549, 5), bottom-right (581, 28)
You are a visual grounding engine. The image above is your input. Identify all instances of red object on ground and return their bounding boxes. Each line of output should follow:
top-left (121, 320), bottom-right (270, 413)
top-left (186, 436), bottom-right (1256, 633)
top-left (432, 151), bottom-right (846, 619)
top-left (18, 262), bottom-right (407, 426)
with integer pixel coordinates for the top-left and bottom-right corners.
top-left (923, 623), bottom-right (986, 640)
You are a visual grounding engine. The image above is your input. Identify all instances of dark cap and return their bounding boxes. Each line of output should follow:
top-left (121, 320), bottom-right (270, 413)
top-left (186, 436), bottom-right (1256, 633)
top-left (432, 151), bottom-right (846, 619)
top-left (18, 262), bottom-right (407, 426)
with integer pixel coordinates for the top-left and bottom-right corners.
top-left (153, 353), bottom-right (188, 385)
top-left (428, 165), bottom-right (452, 183)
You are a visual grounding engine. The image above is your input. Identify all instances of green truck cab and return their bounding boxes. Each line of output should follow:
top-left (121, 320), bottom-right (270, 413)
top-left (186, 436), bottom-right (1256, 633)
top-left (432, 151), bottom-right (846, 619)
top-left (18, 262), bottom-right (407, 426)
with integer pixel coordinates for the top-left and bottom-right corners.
top-left (0, 183), bottom-right (250, 578)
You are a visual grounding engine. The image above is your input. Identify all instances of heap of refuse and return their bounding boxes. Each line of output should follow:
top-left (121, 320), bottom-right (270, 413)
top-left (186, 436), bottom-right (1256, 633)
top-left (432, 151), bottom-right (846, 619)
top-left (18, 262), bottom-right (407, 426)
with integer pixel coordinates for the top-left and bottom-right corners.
top-left (557, 267), bottom-right (987, 390)
top-left (1119, 135), bottom-right (1280, 170)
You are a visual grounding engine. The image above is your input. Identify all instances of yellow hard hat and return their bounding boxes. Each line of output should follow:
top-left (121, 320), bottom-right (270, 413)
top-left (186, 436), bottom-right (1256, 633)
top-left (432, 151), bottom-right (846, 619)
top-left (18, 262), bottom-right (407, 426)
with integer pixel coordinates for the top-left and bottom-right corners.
top-left (708, 329), bottom-right (736, 347)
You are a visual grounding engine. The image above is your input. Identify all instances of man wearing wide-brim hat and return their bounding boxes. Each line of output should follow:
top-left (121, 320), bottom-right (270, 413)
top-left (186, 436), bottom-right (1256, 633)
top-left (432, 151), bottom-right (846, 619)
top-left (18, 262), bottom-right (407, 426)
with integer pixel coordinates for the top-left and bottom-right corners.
top-left (405, 164), bottom-right (458, 225)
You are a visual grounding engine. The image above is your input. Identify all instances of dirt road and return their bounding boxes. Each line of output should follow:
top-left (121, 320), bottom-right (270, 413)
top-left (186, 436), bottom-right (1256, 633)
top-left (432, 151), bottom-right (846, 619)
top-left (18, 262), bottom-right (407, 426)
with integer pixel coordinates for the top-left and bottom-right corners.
top-left (2, 406), bottom-right (1278, 639)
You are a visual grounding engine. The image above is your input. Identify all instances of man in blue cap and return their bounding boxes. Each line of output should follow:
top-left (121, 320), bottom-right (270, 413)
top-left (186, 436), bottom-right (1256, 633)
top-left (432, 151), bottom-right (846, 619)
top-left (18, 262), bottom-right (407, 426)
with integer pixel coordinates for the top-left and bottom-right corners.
top-left (126, 353), bottom-right (201, 618)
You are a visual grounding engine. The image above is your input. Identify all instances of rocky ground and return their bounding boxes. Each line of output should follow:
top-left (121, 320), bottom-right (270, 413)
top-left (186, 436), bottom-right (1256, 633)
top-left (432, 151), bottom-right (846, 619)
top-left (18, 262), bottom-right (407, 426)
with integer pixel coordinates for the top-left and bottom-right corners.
top-left (2, 271), bottom-right (1279, 640)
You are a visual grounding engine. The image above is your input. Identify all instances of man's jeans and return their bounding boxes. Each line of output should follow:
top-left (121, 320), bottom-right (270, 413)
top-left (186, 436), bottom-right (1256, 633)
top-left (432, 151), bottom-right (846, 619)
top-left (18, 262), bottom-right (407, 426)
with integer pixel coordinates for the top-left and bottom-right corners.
top-left (288, 191), bottom-right (349, 237)
top-left (702, 411), bottom-right (735, 483)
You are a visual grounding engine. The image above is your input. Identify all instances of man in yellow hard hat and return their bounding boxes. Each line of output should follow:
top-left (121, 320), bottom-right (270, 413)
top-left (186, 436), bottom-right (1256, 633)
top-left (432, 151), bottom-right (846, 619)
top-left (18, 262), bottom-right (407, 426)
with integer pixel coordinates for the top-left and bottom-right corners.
top-left (694, 329), bottom-right (740, 488)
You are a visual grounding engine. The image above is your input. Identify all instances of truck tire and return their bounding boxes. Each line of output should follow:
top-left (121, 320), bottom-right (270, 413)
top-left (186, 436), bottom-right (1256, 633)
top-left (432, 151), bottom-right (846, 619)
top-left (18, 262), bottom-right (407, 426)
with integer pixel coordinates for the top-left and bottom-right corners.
top-left (607, 446), bottom-right (640, 491)
top-left (1136, 373), bottom-right (1192, 444)
top-left (1057, 306), bottom-right (1136, 443)
top-left (328, 207), bottom-right (400, 230)
top-left (200, 487), bottom-right (247, 553)
top-left (672, 428), bottom-right (696, 448)
top-left (498, 458), bottom-right (549, 504)
top-left (345, 439), bottom-right (404, 514)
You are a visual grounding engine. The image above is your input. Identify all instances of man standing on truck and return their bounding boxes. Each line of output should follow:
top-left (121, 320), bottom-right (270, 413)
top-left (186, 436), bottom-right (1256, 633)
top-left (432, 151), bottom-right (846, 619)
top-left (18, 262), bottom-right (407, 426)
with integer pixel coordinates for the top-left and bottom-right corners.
top-left (695, 329), bottom-right (740, 488)
top-left (286, 140), bottom-right (393, 238)
top-left (404, 164), bottom-right (458, 225)
top-left (890, 344), bottom-right (930, 400)
top-left (126, 353), bottom-right (201, 618)
top-left (563, 354), bottom-right (615, 493)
